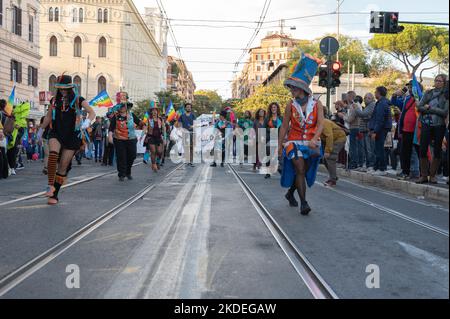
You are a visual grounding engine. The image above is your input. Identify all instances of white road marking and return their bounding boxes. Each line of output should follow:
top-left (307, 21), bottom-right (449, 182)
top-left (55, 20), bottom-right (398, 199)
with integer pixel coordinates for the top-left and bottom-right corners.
top-left (397, 241), bottom-right (449, 274)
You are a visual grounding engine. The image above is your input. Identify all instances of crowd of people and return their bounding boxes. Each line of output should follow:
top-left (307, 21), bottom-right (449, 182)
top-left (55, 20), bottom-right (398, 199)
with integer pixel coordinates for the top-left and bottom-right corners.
top-left (1, 67), bottom-right (448, 212)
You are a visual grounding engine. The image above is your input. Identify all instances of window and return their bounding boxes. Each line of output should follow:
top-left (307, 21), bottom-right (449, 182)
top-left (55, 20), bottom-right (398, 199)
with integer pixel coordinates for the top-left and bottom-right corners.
top-left (74, 36), bottom-right (82, 57)
top-left (28, 14), bottom-right (34, 42)
top-left (28, 66), bottom-right (38, 87)
top-left (98, 37), bottom-right (106, 57)
top-left (103, 9), bottom-right (108, 23)
top-left (48, 7), bottom-right (53, 22)
top-left (74, 76), bottom-right (82, 93)
top-left (98, 9), bottom-right (102, 23)
top-left (49, 75), bottom-right (57, 95)
top-left (12, 6), bottom-right (22, 36)
top-left (72, 8), bottom-right (77, 23)
top-left (79, 8), bottom-right (83, 23)
top-left (54, 8), bottom-right (59, 22)
top-left (49, 36), bottom-right (57, 56)
top-left (98, 76), bottom-right (106, 94)
top-left (257, 66), bottom-right (261, 72)
top-left (10, 60), bottom-right (22, 83)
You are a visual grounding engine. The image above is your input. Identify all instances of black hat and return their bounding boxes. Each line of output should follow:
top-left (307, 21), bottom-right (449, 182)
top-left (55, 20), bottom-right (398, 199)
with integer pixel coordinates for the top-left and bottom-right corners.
top-left (220, 110), bottom-right (227, 117)
top-left (55, 75), bottom-right (75, 89)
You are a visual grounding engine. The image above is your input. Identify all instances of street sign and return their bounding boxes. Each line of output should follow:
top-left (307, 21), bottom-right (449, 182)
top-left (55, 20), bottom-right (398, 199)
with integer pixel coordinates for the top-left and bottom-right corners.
top-left (319, 36), bottom-right (339, 56)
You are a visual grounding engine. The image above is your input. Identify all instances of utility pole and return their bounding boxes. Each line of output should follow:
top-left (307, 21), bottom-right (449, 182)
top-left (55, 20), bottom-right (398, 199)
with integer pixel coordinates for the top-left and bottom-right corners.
top-left (279, 19), bottom-right (285, 35)
top-left (352, 63), bottom-right (355, 91)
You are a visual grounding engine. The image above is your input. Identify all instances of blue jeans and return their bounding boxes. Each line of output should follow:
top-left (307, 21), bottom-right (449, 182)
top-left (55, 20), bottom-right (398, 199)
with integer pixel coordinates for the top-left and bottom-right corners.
top-left (94, 140), bottom-right (103, 160)
top-left (374, 130), bottom-right (388, 171)
top-left (362, 132), bottom-right (375, 168)
top-left (410, 146), bottom-right (420, 177)
top-left (349, 128), bottom-right (360, 169)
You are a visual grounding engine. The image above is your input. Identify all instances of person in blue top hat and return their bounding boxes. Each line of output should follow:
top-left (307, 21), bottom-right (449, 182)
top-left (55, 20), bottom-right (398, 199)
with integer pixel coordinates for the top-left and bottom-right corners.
top-left (278, 53), bottom-right (325, 215)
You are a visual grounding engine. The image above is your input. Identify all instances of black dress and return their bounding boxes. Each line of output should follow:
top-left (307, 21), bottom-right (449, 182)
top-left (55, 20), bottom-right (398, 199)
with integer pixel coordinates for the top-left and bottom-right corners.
top-left (48, 97), bottom-right (85, 151)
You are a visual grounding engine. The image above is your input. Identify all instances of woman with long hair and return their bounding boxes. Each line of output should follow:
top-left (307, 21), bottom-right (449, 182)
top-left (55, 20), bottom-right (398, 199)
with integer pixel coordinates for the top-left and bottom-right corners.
top-left (145, 106), bottom-right (164, 172)
top-left (41, 75), bottom-right (95, 205)
top-left (253, 108), bottom-right (266, 171)
top-left (264, 102), bottom-right (283, 178)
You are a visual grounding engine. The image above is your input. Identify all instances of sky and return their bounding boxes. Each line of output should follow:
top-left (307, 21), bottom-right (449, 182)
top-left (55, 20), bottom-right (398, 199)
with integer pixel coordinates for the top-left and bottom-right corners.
top-left (133, 0), bottom-right (449, 99)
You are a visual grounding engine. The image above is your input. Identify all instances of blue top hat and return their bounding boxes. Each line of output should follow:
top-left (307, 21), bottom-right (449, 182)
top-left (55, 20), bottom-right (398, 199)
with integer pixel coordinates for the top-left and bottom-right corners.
top-left (284, 53), bottom-right (321, 95)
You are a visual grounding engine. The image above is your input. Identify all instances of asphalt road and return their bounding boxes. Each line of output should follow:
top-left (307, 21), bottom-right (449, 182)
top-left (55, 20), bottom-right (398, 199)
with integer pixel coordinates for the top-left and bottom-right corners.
top-left (0, 159), bottom-right (448, 299)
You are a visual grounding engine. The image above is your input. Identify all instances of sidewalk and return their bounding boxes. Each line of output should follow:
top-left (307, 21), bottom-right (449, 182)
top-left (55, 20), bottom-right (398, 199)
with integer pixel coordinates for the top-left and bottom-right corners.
top-left (319, 165), bottom-right (449, 204)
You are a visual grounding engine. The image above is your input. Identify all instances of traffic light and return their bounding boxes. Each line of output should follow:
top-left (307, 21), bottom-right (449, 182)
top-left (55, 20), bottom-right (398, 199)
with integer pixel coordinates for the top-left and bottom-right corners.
top-left (384, 12), bottom-right (404, 34)
top-left (370, 11), bottom-right (404, 34)
top-left (318, 64), bottom-right (328, 88)
top-left (331, 61), bottom-right (342, 88)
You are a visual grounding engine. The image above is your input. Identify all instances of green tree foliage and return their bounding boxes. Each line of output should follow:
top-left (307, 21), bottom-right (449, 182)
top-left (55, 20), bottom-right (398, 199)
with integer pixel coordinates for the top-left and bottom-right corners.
top-left (133, 90), bottom-right (183, 119)
top-left (369, 25), bottom-right (449, 81)
top-left (193, 90), bottom-right (223, 114)
top-left (288, 34), bottom-right (371, 76)
top-left (235, 84), bottom-right (291, 117)
top-left (370, 69), bottom-right (408, 96)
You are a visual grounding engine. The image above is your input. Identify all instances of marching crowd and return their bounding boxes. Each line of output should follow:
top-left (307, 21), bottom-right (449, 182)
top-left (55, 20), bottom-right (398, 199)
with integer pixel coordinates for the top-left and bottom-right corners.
top-left (0, 70), bottom-right (448, 209)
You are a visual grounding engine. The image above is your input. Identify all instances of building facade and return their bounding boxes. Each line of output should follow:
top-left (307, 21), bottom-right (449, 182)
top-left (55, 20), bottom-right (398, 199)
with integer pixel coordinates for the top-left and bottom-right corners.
top-left (39, 0), bottom-right (165, 116)
top-left (167, 56), bottom-right (195, 102)
top-left (232, 32), bottom-right (303, 99)
top-left (0, 0), bottom-right (42, 119)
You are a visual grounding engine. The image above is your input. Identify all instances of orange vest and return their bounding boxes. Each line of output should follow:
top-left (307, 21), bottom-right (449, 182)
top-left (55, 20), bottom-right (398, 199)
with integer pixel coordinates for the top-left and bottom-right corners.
top-left (288, 99), bottom-right (319, 142)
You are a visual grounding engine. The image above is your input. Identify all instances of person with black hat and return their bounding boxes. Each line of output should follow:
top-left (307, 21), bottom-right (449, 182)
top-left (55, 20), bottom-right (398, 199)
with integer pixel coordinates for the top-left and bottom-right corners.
top-left (41, 74), bottom-right (95, 205)
top-left (278, 53), bottom-right (324, 216)
top-left (107, 92), bottom-right (145, 181)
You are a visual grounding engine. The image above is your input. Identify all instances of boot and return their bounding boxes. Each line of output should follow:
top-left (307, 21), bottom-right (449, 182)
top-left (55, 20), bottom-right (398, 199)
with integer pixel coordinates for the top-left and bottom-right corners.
top-left (416, 158), bottom-right (429, 184)
top-left (429, 158), bottom-right (441, 184)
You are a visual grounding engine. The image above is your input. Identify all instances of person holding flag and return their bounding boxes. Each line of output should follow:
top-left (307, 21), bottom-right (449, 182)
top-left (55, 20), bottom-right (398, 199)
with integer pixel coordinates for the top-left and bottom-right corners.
top-left (416, 74), bottom-right (449, 184)
top-left (41, 74), bottom-right (95, 205)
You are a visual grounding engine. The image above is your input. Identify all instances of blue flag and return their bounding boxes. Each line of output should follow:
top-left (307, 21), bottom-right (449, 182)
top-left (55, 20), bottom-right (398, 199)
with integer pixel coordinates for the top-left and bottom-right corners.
top-left (411, 74), bottom-right (423, 101)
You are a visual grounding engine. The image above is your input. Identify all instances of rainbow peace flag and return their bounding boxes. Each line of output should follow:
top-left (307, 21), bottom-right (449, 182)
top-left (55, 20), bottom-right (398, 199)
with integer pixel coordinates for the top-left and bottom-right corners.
top-left (89, 90), bottom-right (113, 108)
top-left (5, 86), bottom-right (15, 116)
top-left (166, 101), bottom-right (176, 122)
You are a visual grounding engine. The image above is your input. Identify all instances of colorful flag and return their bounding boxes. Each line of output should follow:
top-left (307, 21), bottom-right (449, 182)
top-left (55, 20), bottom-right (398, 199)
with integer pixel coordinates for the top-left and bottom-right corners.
top-left (411, 74), bottom-right (423, 101)
top-left (89, 90), bottom-right (113, 108)
top-left (5, 86), bottom-right (15, 116)
top-left (166, 101), bottom-right (176, 122)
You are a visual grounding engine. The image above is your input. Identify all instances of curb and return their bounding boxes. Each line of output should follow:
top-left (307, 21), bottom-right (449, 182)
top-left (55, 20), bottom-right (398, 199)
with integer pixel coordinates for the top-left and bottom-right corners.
top-left (318, 165), bottom-right (449, 204)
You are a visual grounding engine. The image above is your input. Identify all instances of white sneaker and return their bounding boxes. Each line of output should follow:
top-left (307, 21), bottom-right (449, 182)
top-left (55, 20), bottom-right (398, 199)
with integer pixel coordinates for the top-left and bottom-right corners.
top-left (367, 167), bottom-right (375, 173)
top-left (386, 169), bottom-right (397, 175)
top-left (10, 168), bottom-right (16, 175)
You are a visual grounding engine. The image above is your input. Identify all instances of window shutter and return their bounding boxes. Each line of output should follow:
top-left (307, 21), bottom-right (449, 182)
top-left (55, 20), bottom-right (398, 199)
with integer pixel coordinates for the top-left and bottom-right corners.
top-left (28, 66), bottom-right (32, 85)
top-left (33, 68), bottom-right (38, 87)
top-left (10, 60), bottom-right (14, 81)
top-left (17, 7), bottom-right (22, 36)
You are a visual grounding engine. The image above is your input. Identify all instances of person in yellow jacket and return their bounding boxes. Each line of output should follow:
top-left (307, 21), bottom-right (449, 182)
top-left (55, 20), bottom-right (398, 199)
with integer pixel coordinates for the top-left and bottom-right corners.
top-left (321, 118), bottom-right (347, 186)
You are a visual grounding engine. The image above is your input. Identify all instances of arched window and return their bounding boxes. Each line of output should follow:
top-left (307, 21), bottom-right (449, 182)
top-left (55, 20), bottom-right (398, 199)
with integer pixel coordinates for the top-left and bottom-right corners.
top-left (72, 8), bottom-right (77, 23)
top-left (98, 9), bottom-right (102, 23)
top-left (49, 75), bottom-right (57, 95)
top-left (48, 7), bottom-right (54, 22)
top-left (98, 76), bottom-right (106, 94)
top-left (79, 8), bottom-right (83, 23)
top-left (49, 36), bottom-right (58, 56)
top-left (74, 36), bottom-right (82, 57)
top-left (54, 8), bottom-right (59, 22)
top-left (73, 76), bottom-right (82, 94)
top-left (103, 9), bottom-right (108, 23)
top-left (98, 37), bottom-right (107, 57)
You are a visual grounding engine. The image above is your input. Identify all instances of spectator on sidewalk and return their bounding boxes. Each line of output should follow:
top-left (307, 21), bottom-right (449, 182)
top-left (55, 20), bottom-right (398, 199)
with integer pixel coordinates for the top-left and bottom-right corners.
top-left (92, 116), bottom-right (104, 163)
top-left (321, 117), bottom-right (347, 187)
top-left (391, 81), bottom-right (421, 180)
top-left (337, 91), bottom-right (361, 170)
top-left (368, 86), bottom-right (392, 176)
top-left (416, 74), bottom-right (449, 184)
top-left (354, 93), bottom-right (376, 172)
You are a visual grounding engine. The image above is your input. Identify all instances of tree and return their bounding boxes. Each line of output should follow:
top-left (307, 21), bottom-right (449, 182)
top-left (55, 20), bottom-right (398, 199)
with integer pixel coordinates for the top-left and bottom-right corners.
top-left (288, 34), bottom-right (371, 76)
top-left (235, 84), bottom-right (291, 117)
top-left (193, 89), bottom-right (222, 114)
top-left (133, 90), bottom-right (183, 119)
top-left (369, 25), bottom-right (449, 81)
top-left (370, 69), bottom-right (408, 96)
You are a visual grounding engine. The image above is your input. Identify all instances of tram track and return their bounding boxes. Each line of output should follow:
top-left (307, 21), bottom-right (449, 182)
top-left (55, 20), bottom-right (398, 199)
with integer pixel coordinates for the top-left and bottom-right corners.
top-left (0, 163), bottom-right (184, 297)
top-left (228, 164), bottom-right (339, 299)
top-left (0, 162), bottom-right (143, 208)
